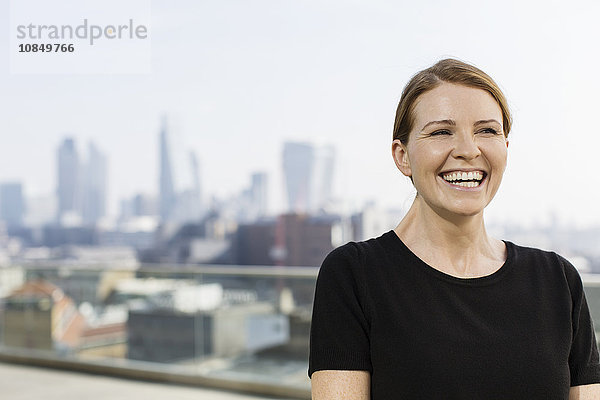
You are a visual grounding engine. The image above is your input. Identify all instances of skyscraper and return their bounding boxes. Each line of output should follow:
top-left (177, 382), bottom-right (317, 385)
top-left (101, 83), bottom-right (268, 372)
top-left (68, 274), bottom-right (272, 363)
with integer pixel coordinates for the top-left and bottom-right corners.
top-left (190, 151), bottom-right (202, 202)
top-left (283, 142), bottom-right (312, 213)
top-left (57, 138), bottom-right (81, 224)
top-left (283, 142), bottom-right (335, 214)
top-left (309, 145), bottom-right (335, 213)
top-left (170, 151), bottom-right (203, 223)
top-left (82, 142), bottom-right (107, 225)
top-left (184, 150), bottom-right (203, 220)
top-left (159, 117), bottom-right (176, 222)
top-left (0, 182), bottom-right (25, 228)
top-left (250, 172), bottom-right (268, 218)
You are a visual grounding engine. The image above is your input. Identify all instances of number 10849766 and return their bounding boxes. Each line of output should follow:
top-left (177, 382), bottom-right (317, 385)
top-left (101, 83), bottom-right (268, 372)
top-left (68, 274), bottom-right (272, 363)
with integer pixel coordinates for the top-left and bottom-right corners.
top-left (18, 43), bottom-right (74, 52)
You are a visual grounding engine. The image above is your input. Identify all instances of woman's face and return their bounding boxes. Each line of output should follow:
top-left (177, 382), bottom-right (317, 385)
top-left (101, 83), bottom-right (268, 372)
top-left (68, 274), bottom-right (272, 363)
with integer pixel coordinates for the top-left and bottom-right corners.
top-left (393, 82), bottom-right (509, 219)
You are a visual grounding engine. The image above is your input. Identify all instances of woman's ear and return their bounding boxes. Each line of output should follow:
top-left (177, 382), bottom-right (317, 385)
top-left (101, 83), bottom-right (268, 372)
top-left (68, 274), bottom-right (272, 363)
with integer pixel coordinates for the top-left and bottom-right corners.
top-left (392, 139), bottom-right (412, 177)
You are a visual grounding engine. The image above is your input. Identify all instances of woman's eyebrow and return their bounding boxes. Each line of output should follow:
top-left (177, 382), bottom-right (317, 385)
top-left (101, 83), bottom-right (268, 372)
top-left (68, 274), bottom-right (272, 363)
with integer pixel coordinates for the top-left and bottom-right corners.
top-left (421, 119), bottom-right (455, 131)
top-left (474, 119), bottom-right (502, 126)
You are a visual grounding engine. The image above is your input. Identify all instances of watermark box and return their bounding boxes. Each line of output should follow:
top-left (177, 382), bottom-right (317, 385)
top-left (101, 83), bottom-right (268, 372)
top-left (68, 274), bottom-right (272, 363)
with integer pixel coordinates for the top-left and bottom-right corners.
top-left (9, 0), bottom-right (151, 74)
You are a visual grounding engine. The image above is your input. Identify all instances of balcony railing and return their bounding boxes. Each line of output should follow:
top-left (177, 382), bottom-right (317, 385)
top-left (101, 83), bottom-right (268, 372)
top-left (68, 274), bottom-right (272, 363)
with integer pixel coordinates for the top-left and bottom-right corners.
top-left (1, 265), bottom-right (599, 399)
top-left (0, 264), bottom-right (317, 399)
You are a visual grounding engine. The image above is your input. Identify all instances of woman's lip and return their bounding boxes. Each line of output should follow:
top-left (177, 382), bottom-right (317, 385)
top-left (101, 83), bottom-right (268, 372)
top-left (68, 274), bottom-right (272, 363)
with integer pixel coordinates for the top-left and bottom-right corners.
top-left (437, 174), bottom-right (487, 191)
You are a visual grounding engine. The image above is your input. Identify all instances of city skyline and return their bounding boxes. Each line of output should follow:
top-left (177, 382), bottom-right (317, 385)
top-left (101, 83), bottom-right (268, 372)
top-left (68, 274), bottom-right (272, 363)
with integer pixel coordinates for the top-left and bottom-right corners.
top-left (3, 123), bottom-right (599, 230)
top-left (0, 131), bottom-right (340, 227)
top-left (2, 1), bottom-right (600, 228)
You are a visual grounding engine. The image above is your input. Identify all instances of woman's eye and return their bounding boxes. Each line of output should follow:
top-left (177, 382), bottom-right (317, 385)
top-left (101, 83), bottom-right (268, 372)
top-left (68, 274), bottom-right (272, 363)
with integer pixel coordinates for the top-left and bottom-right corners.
top-left (430, 129), bottom-right (451, 136)
top-left (478, 128), bottom-right (499, 135)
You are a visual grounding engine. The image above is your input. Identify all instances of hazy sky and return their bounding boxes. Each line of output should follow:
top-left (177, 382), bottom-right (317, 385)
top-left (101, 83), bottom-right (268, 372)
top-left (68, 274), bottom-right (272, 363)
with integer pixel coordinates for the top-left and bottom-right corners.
top-left (1, 0), bottom-right (599, 227)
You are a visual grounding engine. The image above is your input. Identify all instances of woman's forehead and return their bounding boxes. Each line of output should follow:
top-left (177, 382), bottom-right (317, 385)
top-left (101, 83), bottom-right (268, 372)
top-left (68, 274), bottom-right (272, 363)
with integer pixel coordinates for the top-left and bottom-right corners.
top-left (413, 83), bottom-right (502, 127)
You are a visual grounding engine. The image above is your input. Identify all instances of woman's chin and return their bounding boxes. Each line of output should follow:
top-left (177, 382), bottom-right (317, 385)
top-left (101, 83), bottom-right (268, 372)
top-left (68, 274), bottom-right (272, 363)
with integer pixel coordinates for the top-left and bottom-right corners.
top-left (436, 204), bottom-right (486, 219)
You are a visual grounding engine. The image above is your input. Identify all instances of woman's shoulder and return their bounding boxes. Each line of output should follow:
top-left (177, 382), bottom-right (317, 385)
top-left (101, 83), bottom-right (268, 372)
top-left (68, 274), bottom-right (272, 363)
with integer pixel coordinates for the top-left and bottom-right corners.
top-left (323, 230), bottom-right (396, 267)
top-left (508, 240), bottom-right (574, 266)
top-left (318, 231), bottom-right (396, 282)
top-left (506, 240), bottom-right (583, 286)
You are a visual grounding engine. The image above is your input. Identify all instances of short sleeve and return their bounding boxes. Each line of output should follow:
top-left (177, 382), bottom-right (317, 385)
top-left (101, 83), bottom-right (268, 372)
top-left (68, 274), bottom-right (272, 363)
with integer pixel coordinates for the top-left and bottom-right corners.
top-left (308, 245), bottom-right (372, 378)
top-left (562, 257), bottom-right (600, 386)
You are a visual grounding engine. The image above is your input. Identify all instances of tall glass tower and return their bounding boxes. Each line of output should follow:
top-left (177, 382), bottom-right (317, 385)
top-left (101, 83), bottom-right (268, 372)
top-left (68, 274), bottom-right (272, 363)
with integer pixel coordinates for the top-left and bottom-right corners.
top-left (0, 182), bottom-right (25, 228)
top-left (159, 117), bottom-right (176, 222)
top-left (57, 138), bottom-right (81, 224)
top-left (283, 142), bottom-right (335, 214)
top-left (82, 142), bottom-right (107, 225)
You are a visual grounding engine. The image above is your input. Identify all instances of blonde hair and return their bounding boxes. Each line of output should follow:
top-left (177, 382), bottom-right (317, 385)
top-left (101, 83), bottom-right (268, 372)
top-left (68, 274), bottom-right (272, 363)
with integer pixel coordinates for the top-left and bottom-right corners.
top-left (393, 59), bottom-right (512, 144)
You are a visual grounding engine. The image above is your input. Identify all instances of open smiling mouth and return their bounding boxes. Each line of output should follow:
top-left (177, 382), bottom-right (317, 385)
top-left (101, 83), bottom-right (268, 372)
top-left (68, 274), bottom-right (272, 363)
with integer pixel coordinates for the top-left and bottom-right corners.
top-left (440, 171), bottom-right (487, 188)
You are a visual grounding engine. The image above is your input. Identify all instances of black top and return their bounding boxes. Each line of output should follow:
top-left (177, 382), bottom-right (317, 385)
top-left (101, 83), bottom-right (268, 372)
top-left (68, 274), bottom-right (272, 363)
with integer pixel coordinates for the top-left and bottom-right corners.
top-left (309, 230), bottom-right (600, 399)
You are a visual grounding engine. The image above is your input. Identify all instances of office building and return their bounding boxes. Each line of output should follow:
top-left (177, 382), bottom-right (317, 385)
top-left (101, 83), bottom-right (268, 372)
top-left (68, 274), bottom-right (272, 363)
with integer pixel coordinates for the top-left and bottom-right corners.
top-left (128, 301), bottom-right (288, 363)
top-left (2, 280), bottom-right (86, 351)
top-left (282, 142), bottom-right (335, 214)
top-left (234, 213), bottom-right (347, 267)
top-left (0, 182), bottom-right (25, 228)
top-left (159, 117), bottom-right (176, 222)
top-left (251, 172), bottom-right (268, 218)
top-left (57, 138), bottom-right (81, 225)
top-left (82, 142), bottom-right (107, 225)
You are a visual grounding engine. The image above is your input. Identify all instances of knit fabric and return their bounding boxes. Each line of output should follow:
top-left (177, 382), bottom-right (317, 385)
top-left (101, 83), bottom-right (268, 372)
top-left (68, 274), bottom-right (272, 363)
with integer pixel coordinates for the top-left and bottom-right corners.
top-left (309, 230), bottom-right (600, 399)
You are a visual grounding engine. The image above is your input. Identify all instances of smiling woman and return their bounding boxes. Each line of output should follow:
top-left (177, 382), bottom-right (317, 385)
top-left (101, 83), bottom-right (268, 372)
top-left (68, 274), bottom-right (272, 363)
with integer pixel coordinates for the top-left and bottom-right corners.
top-left (309, 59), bottom-right (600, 399)
top-left (394, 83), bottom-right (508, 221)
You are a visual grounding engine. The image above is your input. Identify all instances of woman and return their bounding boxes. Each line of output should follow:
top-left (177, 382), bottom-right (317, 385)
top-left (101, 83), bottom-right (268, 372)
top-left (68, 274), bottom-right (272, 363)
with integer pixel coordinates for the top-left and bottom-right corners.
top-left (309, 59), bottom-right (600, 399)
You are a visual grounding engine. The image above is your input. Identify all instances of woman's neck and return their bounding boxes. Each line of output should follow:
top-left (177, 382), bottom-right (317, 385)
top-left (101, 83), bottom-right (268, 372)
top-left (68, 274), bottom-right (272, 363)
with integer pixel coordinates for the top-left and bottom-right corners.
top-left (394, 197), bottom-right (505, 278)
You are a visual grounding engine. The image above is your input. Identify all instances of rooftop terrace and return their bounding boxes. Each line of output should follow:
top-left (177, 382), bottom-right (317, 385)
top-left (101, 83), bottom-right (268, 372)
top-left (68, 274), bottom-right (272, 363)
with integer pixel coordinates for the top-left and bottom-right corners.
top-left (0, 362), bottom-right (279, 400)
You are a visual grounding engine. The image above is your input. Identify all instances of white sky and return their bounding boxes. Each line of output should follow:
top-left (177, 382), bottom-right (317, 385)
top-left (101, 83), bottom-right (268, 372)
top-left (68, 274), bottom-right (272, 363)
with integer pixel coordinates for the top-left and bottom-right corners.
top-left (1, 0), bottom-right (599, 227)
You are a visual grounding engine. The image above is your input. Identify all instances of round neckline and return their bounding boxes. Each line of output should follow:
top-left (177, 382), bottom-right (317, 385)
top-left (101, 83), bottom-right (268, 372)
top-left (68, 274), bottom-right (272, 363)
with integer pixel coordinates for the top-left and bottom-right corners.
top-left (384, 230), bottom-right (514, 286)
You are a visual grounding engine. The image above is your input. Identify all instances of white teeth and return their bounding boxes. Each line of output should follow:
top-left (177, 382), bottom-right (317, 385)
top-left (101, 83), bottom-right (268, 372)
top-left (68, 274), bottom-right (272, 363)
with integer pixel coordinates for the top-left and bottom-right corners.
top-left (441, 171), bottom-right (485, 182)
top-left (451, 181), bottom-right (479, 187)
top-left (441, 171), bottom-right (486, 187)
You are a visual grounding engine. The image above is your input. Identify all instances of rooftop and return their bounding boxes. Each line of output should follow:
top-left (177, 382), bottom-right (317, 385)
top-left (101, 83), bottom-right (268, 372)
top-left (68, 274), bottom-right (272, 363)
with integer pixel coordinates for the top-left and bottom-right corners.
top-left (0, 362), bottom-right (283, 400)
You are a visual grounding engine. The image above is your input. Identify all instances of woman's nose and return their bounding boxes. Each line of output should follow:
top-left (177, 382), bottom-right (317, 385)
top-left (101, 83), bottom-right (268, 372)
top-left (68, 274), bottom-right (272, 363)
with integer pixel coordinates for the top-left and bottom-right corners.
top-left (451, 133), bottom-right (481, 160)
